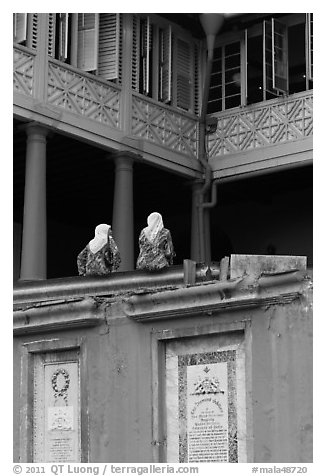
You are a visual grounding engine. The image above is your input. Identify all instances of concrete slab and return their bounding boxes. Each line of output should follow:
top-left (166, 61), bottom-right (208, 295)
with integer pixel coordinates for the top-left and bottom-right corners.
top-left (230, 254), bottom-right (307, 279)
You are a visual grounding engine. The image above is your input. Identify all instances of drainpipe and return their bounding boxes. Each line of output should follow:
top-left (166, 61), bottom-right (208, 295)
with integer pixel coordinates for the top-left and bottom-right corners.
top-left (197, 14), bottom-right (225, 264)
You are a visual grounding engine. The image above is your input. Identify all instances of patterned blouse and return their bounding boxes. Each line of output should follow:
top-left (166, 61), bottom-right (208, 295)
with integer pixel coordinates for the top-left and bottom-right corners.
top-left (136, 228), bottom-right (175, 271)
top-left (77, 237), bottom-right (121, 276)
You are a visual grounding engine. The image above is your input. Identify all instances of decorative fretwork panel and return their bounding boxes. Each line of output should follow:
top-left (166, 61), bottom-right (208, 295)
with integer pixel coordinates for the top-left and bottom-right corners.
top-left (207, 92), bottom-right (313, 157)
top-left (132, 96), bottom-right (198, 157)
top-left (13, 47), bottom-right (35, 96)
top-left (47, 62), bottom-right (121, 129)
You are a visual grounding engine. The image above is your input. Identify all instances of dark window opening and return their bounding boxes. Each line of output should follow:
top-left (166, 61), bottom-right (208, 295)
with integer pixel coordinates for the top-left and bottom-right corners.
top-left (247, 34), bottom-right (264, 104)
top-left (288, 22), bottom-right (306, 94)
top-left (224, 42), bottom-right (241, 109)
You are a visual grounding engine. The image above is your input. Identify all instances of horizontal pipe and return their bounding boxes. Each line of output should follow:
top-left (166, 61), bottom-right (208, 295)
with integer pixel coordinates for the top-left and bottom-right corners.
top-left (14, 263), bottom-right (221, 305)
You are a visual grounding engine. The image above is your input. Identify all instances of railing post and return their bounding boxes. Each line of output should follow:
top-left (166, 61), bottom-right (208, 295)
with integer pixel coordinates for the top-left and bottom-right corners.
top-left (121, 14), bottom-right (134, 136)
top-left (34, 13), bottom-right (49, 103)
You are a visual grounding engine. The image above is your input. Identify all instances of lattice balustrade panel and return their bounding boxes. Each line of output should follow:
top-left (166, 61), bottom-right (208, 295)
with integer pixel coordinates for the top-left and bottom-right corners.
top-left (132, 96), bottom-right (198, 158)
top-left (207, 93), bottom-right (313, 157)
top-left (47, 62), bottom-right (121, 129)
top-left (13, 47), bottom-right (35, 96)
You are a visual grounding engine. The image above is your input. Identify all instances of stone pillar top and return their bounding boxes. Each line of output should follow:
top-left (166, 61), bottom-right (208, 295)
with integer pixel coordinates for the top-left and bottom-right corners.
top-left (230, 254), bottom-right (307, 280)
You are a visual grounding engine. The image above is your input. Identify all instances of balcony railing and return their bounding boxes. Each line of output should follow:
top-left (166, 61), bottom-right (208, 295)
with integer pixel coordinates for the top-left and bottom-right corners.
top-left (13, 45), bottom-right (36, 97)
top-left (207, 90), bottom-right (313, 158)
top-left (14, 45), bottom-right (312, 162)
top-left (14, 47), bottom-right (199, 158)
top-left (131, 93), bottom-right (199, 158)
top-left (47, 58), bottom-right (122, 130)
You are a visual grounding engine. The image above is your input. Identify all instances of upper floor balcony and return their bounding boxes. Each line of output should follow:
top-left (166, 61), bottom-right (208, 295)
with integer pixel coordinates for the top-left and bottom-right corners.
top-left (13, 13), bottom-right (313, 179)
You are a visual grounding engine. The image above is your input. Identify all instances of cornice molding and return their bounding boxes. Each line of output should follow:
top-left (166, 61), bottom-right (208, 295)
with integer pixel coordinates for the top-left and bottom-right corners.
top-left (13, 270), bottom-right (312, 334)
top-left (13, 296), bottom-right (104, 336)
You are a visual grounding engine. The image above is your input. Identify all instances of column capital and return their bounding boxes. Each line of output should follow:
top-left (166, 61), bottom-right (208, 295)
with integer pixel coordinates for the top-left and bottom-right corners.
top-left (111, 151), bottom-right (138, 173)
top-left (20, 122), bottom-right (50, 140)
top-left (111, 150), bottom-right (141, 163)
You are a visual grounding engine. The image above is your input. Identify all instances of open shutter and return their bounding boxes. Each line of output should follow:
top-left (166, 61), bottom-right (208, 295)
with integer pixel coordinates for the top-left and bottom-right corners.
top-left (58, 13), bottom-right (69, 61)
top-left (77, 13), bottom-right (99, 72)
top-left (98, 14), bottom-right (120, 81)
top-left (306, 13), bottom-right (313, 81)
top-left (159, 26), bottom-right (172, 103)
top-left (263, 20), bottom-right (273, 96)
top-left (48, 14), bottom-right (56, 57)
top-left (272, 19), bottom-right (288, 93)
top-left (175, 37), bottom-right (193, 111)
top-left (243, 29), bottom-right (248, 104)
top-left (13, 13), bottom-right (27, 44)
top-left (263, 19), bottom-right (288, 96)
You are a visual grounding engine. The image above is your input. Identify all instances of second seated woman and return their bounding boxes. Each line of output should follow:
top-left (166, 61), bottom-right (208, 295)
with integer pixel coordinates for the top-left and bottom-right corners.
top-left (136, 212), bottom-right (175, 271)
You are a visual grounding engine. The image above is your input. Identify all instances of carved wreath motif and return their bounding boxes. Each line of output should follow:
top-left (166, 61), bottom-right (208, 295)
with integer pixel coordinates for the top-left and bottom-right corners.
top-left (51, 368), bottom-right (70, 400)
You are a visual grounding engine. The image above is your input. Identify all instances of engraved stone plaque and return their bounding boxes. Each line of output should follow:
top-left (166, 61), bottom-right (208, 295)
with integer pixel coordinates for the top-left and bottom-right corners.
top-left (166, 333), bottom-right (247, 463)
top-left (187, 362), bottom-right (228, 462)
top-left (33, 351), bottom-right (81, 462)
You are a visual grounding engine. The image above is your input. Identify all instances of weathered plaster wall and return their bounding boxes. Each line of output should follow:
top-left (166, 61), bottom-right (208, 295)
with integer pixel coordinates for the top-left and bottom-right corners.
top-left (250, 290), bottom-right (313, 462)
top-left (13, 269), bottom-right (313, 463)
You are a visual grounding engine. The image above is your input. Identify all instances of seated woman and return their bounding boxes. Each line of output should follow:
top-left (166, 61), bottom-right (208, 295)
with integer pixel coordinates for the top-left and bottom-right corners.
top-left (77, 224), bottom-right (121, 276)
top-left (136, 212), bottom-right (175, 271)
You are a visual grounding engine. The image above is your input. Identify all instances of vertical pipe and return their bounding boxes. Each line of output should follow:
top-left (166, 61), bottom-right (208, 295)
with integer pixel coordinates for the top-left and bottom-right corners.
top-left (191, 181), bottom-right (202, 261)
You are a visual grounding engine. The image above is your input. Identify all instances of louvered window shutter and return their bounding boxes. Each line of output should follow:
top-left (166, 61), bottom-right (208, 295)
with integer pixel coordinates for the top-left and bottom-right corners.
top-left (77, 13), bottom-right (99, 71)
top-left (48, 14), bottom-right (56, 57)
top-left (175, 37), bottom-right (193, 111)
top-left (140, 17), bottom-right (152, 95)
top-left (13, 13), bottom-right (27, 44)
top-left (306, 13), bottom-right (313, 81)
top-left (98, 14), bottom-right (120, 81)
top-left (131, 15), bottom-right (140, 91)
top-left (193, 43), bottom-right (200, 115)
top-left (159, 26), bottom-right (172, 103)
top-left (27, 13), bottom-right (38, 49)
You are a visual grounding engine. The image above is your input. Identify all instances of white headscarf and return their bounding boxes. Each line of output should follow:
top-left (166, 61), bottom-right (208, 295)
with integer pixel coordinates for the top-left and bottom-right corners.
top-left (89, 224), bottom-right (111, 253)
top-left (144, 212), bottom-right (164, 242)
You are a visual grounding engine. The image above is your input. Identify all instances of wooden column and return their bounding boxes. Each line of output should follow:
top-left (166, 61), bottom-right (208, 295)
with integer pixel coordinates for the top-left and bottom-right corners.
top-left (20, 124), bottom-right (48, 280)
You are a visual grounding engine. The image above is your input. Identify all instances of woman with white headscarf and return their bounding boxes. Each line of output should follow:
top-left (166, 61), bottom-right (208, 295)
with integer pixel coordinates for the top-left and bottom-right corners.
top-left (77, 224), bottom-right (121, 276)
top-left (136, 212), bottom-right (175, 271)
